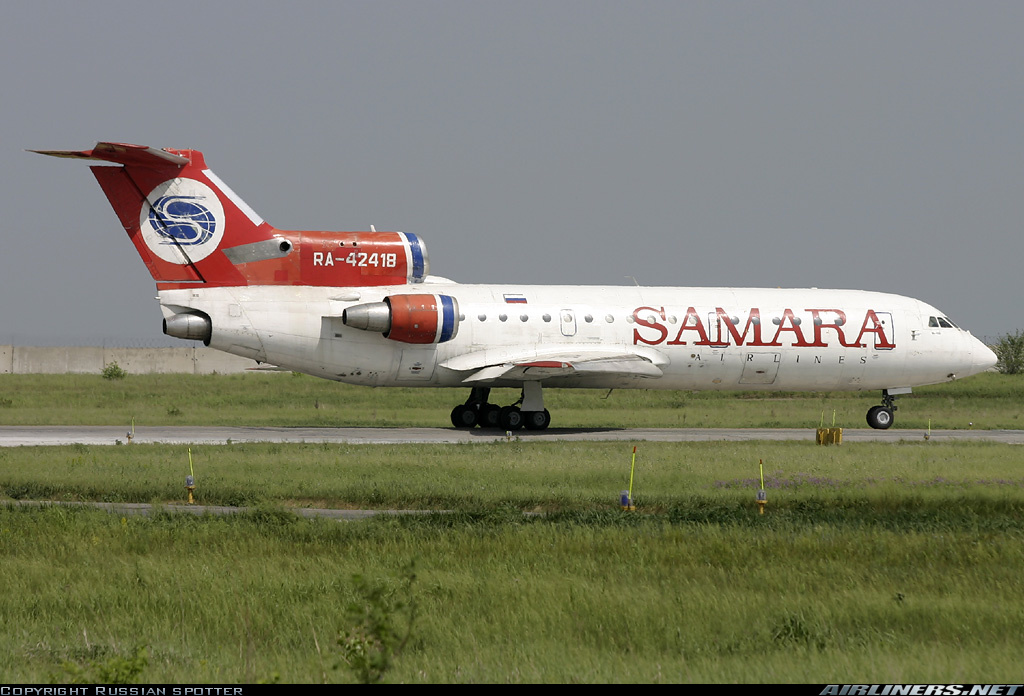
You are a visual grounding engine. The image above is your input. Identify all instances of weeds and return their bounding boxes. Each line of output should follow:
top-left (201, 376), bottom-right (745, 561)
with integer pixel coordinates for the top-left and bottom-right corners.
top-left (1, 497), bottom-right (1022, 682)
top-left (336, 562), bottom-right (418, 683)
top-left (994, 330), bottom-right (1024, 374)
top-left (58, 646), bottom-right (148, 684)
top-left (101, 362), bottom-right (127, 380)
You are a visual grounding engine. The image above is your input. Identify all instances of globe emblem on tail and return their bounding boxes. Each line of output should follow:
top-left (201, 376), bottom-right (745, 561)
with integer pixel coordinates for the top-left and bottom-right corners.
top-left (148, 195), bottom-right (217, 246)
top-left (140, 178), bottom-right (225, 263)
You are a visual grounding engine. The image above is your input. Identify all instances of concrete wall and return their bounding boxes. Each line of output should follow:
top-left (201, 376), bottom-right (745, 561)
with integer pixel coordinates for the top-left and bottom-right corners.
top-left (0, 346), bottom-right (260, 374)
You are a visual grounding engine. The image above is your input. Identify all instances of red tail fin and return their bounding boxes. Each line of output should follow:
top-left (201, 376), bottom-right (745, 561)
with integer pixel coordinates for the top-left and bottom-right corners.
top-left (33, 143), bottom-right (268, 285)
top-left (33, 142), bottom-right (433, 289)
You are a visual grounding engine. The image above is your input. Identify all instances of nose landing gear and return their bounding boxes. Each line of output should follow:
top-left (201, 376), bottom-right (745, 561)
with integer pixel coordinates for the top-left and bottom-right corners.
top-left (866, 404), bottom-right (894, 430)
top-left (866, 388), bottom-right (911, 430)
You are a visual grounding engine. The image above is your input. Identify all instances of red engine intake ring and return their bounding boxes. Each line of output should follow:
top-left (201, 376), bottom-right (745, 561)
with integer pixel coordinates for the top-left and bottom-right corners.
top-left (384, 294), bottom-right (460, 344)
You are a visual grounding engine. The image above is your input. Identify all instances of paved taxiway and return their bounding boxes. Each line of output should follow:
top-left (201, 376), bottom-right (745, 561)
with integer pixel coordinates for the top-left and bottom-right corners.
top-left (2, 425), bottom-right (1023, 446)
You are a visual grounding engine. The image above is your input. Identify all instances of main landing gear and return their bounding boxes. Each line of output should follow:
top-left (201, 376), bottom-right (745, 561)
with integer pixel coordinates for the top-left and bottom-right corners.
top-left (866, 388), bottom-right (910, 430)
top-left (450, 385), bottom-right (551, 431)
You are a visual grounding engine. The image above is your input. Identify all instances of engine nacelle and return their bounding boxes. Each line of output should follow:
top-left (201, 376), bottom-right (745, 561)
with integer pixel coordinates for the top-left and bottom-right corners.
top-left (163, 312), bottom-right (212, 344)
top-left (342, 294), bottom-right (459, 344)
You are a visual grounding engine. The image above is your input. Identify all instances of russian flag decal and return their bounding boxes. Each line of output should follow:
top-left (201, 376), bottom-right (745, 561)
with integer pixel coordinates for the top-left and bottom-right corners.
top-left (504, 293), bottom-right (527, 304)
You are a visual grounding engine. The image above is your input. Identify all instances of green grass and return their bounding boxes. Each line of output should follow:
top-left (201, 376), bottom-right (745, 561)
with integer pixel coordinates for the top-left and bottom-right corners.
top-left (1, 440), bottom-right (1022, 510)
top-left (2, 492), bottom-right (1023, 683)
top-left (2, 441), bottom-right (1024, 682)
top-left (0, 370), bottom-right (1020, 429)
top-left (1, 373), bottom-right (1023, 683)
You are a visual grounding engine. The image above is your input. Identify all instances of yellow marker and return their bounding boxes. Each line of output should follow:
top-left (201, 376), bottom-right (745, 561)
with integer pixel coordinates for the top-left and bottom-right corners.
top-left (817, 410), bottom-right (842, 445)
top-left (620, 446), bottom-right (637, 510)
top-left (628, 446), bottom-right (636, 501)
top-left (185, 448), bottom-right (197, 504)
top-left (756, 459), bottom-right (767, 515)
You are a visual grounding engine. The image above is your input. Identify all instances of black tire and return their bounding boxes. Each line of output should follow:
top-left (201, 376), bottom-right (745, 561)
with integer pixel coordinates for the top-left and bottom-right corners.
top-left (523, 409), bottom-right (551, 431)
top-left (499, 405), bottom-right (523, 430)
top-left (479, 403), bottom-right (502, 429)
top-left (451, 404), bottom-right (478, 428)
top-left (866, 405), bottom-right (894, 430)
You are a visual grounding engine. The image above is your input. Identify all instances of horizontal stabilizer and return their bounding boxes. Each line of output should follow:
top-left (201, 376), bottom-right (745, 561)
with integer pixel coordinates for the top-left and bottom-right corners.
top-left (30, 142), bottom-right (189, 169)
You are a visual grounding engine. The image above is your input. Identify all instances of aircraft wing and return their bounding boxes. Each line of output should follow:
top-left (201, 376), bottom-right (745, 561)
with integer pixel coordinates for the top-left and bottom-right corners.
top-left (440, 346), bottom-right (667, 383)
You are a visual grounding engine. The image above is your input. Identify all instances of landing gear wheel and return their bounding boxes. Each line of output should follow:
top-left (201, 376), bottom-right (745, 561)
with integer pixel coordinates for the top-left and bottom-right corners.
top-left (499, 405), bottom-right (524, 430)
top-left (480, 404), bottom-right (502, 429)
top-left (523, 409), bottom-right (551, 431)
top-left (866, 405), bottom-right (894, 430)
top-left (451, 404), bottom-right (478, 429)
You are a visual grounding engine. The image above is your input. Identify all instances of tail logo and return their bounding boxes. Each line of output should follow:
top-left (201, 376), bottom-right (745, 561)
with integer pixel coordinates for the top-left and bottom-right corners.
top-left (140, 178), bottom-right (225, 263)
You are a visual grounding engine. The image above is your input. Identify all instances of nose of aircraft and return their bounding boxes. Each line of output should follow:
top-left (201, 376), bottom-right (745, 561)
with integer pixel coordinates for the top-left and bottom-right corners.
top-left (968, 334), bottom-right (998, 375)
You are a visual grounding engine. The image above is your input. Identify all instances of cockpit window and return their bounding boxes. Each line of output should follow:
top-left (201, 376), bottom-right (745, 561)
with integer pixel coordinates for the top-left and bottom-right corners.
top-left (943, 316), bottom-right (960, 329)
top-left (930, 316), bottom-right (960, 329)
top-left (937, 317), bottom-right (953, 328)
top-left (929, 316), bottom-right (939, 328)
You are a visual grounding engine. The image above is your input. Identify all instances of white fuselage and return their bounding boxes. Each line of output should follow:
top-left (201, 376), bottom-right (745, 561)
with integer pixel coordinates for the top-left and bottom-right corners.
top-left (158, 282), bottom-right (994, 393)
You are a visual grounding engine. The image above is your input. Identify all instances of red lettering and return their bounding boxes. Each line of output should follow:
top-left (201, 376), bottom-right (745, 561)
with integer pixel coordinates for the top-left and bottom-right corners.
top-left (806, 309), bottom-right (857, 347)
top-left (767, 309), bottom-right (812, 347)
top-left (628, 305), bottom-right (894, 350)
top-left (631, 306), bottom-right (668, 345)
top-left (668, 307), bottom-right (711, 345)
top-left (854, 309), bottom-right (895, 349)
top-left (712, 307), bottom-right (769, 346)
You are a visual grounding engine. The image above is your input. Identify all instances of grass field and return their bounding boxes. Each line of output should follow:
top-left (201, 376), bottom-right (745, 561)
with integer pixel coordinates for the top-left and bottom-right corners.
top-left (1, 373), bottom-right (1022, 683)
top-left (0, 370), bottom-right (1020, 429)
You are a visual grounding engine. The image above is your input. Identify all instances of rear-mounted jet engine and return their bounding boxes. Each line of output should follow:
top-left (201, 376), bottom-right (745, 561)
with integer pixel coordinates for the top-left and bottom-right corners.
top-left (342, 294), bottom-right (459, 344)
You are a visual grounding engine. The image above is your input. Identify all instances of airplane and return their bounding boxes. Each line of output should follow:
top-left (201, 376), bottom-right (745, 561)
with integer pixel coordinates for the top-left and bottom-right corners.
top-left (33, 142), bottom-right (997, 431)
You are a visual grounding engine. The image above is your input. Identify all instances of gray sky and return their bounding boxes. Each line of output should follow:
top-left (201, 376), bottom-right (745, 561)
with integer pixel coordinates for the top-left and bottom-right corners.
top-left (3, 1), bottom-right (1022, 346)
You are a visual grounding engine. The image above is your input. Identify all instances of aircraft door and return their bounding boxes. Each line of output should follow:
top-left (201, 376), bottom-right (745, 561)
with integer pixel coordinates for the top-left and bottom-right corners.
top-left (874, 312), bottom-right (895, 350)
top-left (560, 309), bottom-right (577, 337)
top-left (707, 311), bottom-right (731, 347)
